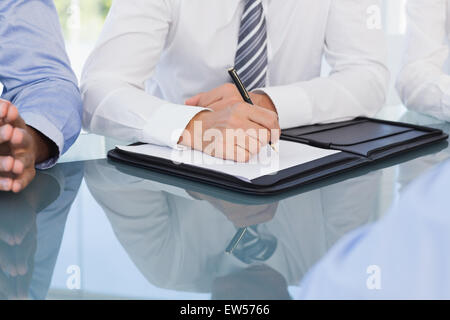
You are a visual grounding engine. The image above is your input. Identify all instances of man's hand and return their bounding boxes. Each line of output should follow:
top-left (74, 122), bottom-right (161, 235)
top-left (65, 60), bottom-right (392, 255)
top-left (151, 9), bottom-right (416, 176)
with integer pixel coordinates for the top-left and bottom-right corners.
top-left (187, 191), bottom-right (278, 228)
top-left (185, 83), bottom-right (278, 114)
top-left (181, 84), bottom-right (280, 162)
top-left (0, 100), bottom-right (56, 193)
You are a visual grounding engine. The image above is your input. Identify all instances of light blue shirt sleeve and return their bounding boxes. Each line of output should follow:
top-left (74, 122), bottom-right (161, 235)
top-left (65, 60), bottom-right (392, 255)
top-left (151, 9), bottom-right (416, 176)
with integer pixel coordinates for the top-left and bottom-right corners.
top-left (298, 160), bottom-right (450, 299)
top-left (0, 0), bottom-right (82, 169)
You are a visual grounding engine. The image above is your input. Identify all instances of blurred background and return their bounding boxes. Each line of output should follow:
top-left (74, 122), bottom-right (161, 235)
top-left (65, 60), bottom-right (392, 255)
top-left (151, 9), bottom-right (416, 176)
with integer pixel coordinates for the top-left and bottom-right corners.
top-left (54, 0), bottom-right (112, 80)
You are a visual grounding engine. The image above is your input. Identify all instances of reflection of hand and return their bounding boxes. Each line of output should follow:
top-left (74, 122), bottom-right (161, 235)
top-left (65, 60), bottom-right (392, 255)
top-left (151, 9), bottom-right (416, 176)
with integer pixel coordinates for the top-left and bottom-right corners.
top-left (0, 192), bottom-right (37, 299)
top-left (187, 191), bottom-right (278, 227)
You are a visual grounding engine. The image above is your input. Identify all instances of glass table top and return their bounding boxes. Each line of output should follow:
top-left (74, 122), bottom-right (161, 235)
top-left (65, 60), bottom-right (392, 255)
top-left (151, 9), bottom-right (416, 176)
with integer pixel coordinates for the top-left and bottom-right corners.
top-left (1, 105), bottom-right (449, 300)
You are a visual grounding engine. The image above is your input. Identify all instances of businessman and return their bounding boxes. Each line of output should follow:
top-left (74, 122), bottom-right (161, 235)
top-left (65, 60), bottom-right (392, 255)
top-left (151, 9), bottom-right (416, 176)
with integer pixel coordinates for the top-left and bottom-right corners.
top-left (0, 1), bottom-right (82, 193)
top-left (82, 0), bottom-right (389, 162)
top-left (397, 0), bottom-right (450, 121)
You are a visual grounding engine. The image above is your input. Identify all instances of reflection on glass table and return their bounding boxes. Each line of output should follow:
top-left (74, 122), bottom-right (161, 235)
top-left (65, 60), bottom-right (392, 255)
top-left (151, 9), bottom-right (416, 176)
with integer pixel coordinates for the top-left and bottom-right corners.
top-left (1, 106), bottom-right (449, 299)
top-left (83, 159), bottom-right (382, 299)
top-left (0, 162), bottom-right (83, 299)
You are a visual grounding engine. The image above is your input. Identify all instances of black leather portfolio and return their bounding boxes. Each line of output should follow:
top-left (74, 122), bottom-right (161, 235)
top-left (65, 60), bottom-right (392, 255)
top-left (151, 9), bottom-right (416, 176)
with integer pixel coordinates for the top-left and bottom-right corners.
top-left (108, 117), bottom-right (448, 195)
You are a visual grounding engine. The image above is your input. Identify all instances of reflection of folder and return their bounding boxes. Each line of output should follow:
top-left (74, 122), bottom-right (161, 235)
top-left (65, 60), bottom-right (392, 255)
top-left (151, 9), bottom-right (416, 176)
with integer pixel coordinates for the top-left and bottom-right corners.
top-left (108, 118), bottom-right (448, 195)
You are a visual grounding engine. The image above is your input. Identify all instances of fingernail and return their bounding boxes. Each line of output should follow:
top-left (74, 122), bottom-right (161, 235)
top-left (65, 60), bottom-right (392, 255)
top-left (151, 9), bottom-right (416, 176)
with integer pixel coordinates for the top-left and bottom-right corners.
top-left (0, 178), bottom-right (12, 191)
top-left (0, 124), bottom-right (12, 140)
top-left (11, 127), bottom-right (23, 145)
top-left (1, 157), bottom-right (13, 172)
top-left (12, 181), bottom-right (22, 193)
top-left (13, 159), bottom-right (24, 175)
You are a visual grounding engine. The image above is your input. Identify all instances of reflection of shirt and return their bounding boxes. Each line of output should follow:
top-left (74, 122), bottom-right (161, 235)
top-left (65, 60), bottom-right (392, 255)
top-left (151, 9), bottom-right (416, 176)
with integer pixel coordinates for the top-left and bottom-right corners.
top-left (396, 0), bottom-right (450, 121)
top-left (85, 160), bottom-right (380, 293)
top-left (29, 163), bottom-right (84, 300)
top-left (0, 1), bottom-right (82, 168)
top-left (81, 0), bottom-right (388, 148)
top-left (299, 159), bottom-right (450, 299)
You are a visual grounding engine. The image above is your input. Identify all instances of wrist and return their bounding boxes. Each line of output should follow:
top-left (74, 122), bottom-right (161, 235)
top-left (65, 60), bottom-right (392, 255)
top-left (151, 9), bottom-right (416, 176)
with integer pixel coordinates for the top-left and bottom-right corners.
top-left (178, 110), bottom-right (209, 147)
top-left (26, 126), bottom-right (57, 164)
top-left (250, 92), bottom-right (278, 114)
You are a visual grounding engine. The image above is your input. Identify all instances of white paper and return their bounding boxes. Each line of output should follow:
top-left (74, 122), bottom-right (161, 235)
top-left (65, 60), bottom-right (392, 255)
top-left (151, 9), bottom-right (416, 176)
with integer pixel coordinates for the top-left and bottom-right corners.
top-left (117, 141), bottom-right (341, 182)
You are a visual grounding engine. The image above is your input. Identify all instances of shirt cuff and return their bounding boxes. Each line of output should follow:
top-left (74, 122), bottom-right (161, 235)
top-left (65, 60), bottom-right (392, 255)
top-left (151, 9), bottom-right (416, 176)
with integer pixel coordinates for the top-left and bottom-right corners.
top-left (255, 85), bottom-right (313, 129)
top-left (142, 103), bottom-right (210, 148)
top-left (21, 112), bottom-right (64, 170)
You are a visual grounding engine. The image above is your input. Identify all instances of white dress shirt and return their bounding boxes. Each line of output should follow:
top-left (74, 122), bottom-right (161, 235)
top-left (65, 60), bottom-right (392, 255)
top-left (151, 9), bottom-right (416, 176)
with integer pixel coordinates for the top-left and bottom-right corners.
top-left (397, 0), bottom-right (450, 121)
top-left (81, 0), bottom-right (388, 148)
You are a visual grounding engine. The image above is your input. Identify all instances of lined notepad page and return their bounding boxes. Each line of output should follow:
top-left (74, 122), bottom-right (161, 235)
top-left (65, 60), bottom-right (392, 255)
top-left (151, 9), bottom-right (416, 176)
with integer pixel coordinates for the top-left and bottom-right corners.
top-left (117, 140), bottom-right (341, 182)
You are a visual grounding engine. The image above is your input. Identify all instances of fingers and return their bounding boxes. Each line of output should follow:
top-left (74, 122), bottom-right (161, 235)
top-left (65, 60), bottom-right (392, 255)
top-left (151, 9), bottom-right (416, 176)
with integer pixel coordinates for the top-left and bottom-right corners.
top-left (1, 127), bottom-right (34, 193)
top-left (191, 101), bottom-right (279, 162)
top-left (246, 105), bottom-right (281, 143)
top-left (11, 167), bottom-right (35, 194)
top-left (0, 176), bottom-right (13, 192)
top-left (12, 231), bottom-right (35, 277)
top-left (232, 134), bottom-right (261, 161)
top-left (10, 127), bottom-right (24, 146)
top-left (186, 84), bottom-right (240, 108)
top-left (0, 160), bottom-right (35, 193)
top-left (0, 127), bottom-right (26, 173)
top-left (0, 124), bottom-right (14, 144)
top-left (0, 156), bottom-right (14, 173)
top-left (0, 101), bottom-right (19, 125)
top-left (194, 89), bottom-right (223, 108)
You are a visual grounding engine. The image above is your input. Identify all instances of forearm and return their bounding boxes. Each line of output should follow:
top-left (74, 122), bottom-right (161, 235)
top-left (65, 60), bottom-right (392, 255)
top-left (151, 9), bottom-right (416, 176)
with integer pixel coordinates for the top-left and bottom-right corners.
top-left (82, 81), bottom-right (208, 147)
top-left (11, 80), bottom-right (82, 167)
top-left (257, 66), bottom-right (388, 129)
top-left (397, 64), bottom-right (450, 120)
top-left (397, 0), bottom-right (449, 118)
top-left (26, 126), bottom-right (57, 165)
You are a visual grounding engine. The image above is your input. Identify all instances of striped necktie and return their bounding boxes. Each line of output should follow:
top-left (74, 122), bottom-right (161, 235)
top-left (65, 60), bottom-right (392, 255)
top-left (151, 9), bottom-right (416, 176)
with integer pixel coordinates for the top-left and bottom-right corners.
top-left (234, 0), bottom-right (268, 92)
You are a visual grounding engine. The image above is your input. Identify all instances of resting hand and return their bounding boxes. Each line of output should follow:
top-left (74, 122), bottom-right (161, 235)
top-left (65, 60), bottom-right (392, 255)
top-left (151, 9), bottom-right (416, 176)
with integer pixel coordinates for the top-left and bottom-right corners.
top-left (0, 100), bottom-right (55, 193)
